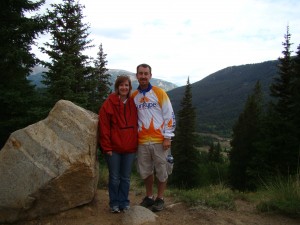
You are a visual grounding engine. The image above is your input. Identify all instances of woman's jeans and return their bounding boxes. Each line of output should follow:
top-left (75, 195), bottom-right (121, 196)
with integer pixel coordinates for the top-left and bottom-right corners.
top-left (105, 151), bottom-right (135, 209)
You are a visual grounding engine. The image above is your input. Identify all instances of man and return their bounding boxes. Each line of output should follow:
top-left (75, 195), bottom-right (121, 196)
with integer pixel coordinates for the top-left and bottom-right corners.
top-left (132, 63), bottom-right (176, 212)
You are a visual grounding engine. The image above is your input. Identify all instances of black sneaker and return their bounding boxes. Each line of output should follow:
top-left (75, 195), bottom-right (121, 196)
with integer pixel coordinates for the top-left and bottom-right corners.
top-left (140, 196), bottom-right (155, 208)
top-left (152, 198), bottom-right (164, 212)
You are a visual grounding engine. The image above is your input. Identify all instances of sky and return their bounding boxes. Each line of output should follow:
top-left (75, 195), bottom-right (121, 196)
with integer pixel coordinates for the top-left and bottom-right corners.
top-left (32, 0), bottom-right (300, 86)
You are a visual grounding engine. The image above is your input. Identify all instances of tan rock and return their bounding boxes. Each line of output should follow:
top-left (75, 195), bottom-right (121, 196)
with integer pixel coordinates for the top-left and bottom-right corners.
top-left (0, 100), bottom-right (99, 223)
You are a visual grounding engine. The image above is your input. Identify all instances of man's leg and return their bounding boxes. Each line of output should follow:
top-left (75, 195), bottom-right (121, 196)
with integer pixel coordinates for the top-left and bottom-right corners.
top-left (138, 145), bottom-right (155, 208)
top-left (152, 143), bottom-right (169, 211)
top-left (152, 180), bottom-right (166, 211)
top-left (140, 174), bottom-right (155, 207)
top-left (144, 174), bottom-right (154, 197)
top-left (157, 180), bottom-right (166, 199)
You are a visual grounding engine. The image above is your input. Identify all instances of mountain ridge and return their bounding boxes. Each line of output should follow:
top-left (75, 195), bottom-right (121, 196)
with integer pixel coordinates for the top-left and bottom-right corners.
top-left (28, 68), bottom-right (178, 92)
top-left (167, 60), bottom-right (279, 136)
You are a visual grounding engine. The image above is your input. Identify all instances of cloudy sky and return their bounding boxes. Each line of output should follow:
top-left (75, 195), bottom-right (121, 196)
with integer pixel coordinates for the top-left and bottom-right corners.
top-left (33, 0), bottom-right (300, 86)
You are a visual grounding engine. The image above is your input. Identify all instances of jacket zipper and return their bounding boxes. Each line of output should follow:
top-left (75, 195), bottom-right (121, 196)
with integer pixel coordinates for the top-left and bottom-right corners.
top-left (124, 102), bottom-right (128, 126)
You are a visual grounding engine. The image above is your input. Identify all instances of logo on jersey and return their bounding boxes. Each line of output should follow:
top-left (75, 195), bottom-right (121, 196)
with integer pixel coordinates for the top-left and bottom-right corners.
top-left (136, 96), bottom-right (157, 109)
top-left (139, 96), bottom-right (150, 103)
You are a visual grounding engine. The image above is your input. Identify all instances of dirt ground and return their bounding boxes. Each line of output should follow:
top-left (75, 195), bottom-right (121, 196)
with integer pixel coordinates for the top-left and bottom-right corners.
top-left (10, 189), bottom-right (300, 225)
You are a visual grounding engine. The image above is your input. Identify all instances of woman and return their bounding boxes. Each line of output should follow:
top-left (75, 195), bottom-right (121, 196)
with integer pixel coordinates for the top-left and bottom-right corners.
top-left (98, 75), bottom-right (138, 213)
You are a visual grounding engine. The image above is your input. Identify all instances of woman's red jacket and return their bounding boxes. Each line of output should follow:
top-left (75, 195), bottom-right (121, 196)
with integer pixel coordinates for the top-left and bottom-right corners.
top-left (98, 93), bottom-right (138, 153)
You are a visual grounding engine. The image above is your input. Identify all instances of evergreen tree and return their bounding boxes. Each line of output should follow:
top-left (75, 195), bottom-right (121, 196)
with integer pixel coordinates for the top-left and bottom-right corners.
top-left (229, 81), bottom-right (263, 191)
top-left (0, 0), bottom-right (46, 148)
top-left (270, 26), bottom-right (294, 118)
top-left (263, 27), bottom-right (299, 176)
top-left (87, 43), bottom-right (111, 113)
top-left (290, 44), bottom-right (300, 149)
top-left (41, 0), bottom-right (93, 108)
top-left (170, 77), bottom-right (200, 189)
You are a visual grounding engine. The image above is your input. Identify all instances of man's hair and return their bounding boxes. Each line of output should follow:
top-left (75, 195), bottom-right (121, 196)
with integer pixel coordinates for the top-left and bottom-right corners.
top-left (136, 63), bottom-right (152, 74)
top-left (114, 75), bottom-right (132, 96)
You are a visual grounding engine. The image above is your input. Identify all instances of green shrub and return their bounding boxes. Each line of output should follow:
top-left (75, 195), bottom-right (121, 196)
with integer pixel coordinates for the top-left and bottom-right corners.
top-left (171, 184), bottom-right (235, 210)
top-left (197, 162), bottom-right (229, 187)
top-left (257, 175), bottom-right (300, 217)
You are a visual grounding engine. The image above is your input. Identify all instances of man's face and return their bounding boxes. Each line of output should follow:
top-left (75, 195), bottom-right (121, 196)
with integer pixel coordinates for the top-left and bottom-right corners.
top-left (136, 66), bottom-right (152, 89)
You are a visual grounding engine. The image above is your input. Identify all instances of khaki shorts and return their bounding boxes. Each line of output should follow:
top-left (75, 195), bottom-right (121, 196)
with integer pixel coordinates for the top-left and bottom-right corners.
top-left (137, 143), bottom-right (172, 182)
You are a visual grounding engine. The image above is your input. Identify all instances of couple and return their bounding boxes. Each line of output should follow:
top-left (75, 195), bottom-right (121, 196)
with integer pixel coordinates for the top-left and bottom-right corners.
top-left (98, 63), bottom-right (176, 213)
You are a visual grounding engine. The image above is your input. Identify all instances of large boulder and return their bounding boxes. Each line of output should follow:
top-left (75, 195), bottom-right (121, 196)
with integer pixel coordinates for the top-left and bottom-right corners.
top-left (0, 100), bottom-right (99, 223)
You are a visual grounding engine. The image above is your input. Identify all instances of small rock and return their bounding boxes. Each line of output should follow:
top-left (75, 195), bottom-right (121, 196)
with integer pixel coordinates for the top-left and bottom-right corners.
top-left (122, 205), bottom-right (158, 225)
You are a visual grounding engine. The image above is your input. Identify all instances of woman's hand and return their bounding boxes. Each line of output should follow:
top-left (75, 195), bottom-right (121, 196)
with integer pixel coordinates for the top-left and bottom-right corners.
top-left (106, 151), bottom-right (112, 156)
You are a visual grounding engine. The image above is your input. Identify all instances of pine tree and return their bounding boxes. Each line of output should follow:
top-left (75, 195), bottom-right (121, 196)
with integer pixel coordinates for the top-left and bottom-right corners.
top-left (263, 27), bottom-right (299, 176)
top-left (0, 0), bottom-right (46, 148)
top-left (290, 44), bottom-right (300, 148)
top-left (41, 0), bottom-right (93, 108)
top-left (270, 26), bottom-right (294, 118)
top-left (87, 43), bottom-right (111, 113)
top-left (170, 77), bottom-right (200, 189)
top-left (229, 81), bottom-right (263, 191)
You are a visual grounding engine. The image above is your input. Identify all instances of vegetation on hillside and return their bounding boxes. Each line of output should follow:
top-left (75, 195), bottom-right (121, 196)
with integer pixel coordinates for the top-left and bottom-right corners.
top-left (229, 81), bottom-right (264, 191)
top-left (168, 60), bottom-right (279, 137)
top-left (228, 26), bottom-right (300, 190)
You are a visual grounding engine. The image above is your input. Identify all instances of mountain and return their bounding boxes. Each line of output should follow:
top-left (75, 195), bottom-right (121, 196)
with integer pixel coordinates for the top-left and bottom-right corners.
top-left (107, 69), bottom-right (177, 91)
top-left (27, 67), bottom-right (178, 92)
top-left (167, 60), bottom-right (279, 137)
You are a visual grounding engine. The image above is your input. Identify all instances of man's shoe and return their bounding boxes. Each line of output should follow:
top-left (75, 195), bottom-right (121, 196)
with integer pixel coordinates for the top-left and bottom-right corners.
top-left (140, 196), bottom-right (155, 208)
top-left (152, 198), bottom-right (164, 212)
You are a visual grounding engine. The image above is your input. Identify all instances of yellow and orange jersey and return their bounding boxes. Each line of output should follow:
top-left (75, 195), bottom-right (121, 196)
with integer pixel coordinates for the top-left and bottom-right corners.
top-left (132, 84), bottom-right (176, 144)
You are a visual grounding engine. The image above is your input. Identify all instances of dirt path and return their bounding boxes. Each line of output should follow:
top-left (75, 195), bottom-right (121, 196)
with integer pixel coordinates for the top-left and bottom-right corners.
top-left (12, 189), bottom-right (300, 225)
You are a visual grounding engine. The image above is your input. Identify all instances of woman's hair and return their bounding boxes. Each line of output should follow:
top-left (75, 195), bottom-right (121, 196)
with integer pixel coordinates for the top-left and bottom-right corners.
top-left (114, 75), bottom-right (132, 96)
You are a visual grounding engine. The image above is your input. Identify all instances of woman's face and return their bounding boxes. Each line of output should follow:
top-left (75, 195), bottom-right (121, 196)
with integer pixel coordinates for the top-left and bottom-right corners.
top-left (118, 80), bottom-right (130, 97)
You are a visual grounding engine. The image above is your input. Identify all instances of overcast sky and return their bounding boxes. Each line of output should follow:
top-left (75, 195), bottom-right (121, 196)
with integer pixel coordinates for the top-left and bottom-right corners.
top-left (33, 0), bottom-right (300, 86)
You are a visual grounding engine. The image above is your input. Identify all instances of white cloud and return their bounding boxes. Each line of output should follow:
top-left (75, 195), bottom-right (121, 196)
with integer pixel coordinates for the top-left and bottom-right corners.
top-left (32, 0), bottom-right (300, 86)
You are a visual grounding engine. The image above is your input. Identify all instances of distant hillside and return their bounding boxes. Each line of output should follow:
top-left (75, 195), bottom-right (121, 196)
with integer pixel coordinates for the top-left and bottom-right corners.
top-left (28, 67), bottom-right (177, 92)
top-left (168, 60), bottom-right (279, 137)
top-left (107, 69), bottom-right (177, 91)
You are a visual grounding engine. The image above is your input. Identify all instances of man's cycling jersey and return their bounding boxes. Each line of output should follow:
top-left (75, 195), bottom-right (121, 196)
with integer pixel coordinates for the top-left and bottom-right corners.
top-left (132, 84), bottom-right (176, 144)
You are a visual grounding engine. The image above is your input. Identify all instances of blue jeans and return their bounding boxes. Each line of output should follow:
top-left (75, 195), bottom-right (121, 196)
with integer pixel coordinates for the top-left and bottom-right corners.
top-left (105, 152), bottom-right (135, 209)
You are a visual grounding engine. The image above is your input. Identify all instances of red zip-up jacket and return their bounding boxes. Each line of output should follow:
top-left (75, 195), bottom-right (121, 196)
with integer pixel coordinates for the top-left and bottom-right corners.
top-left (98, 93), bottom-right (138, 153)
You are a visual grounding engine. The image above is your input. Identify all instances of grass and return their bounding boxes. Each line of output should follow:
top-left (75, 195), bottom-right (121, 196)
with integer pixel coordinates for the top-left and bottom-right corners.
top-left (97, 161), bottom-right (300, 217)
top-left (169, 184), bottom-right (235, 210)
top-left (256, 175), bottom-right (300, 217)
top-left (98, 163), bottom-right (235, 210)
top-left (97, 163), bottom-right (109, 189)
